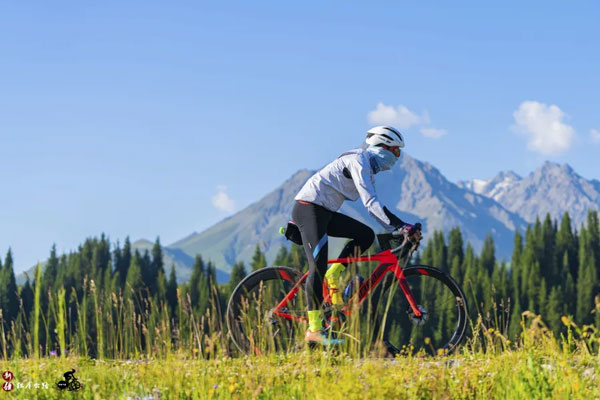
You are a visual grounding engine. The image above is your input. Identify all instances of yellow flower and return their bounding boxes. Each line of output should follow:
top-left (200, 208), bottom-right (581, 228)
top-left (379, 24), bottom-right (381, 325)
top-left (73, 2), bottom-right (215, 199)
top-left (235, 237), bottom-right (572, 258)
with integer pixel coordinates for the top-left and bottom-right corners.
top-left (424, 337), bottom-right (431, 345)
top-left (561, 316), bottom-right (571, 327)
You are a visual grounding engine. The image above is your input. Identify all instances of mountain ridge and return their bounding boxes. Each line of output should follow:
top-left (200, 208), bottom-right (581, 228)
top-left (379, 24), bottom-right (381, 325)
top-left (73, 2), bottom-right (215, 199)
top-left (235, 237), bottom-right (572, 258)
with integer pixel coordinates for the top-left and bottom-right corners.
top-left (457, 161), bottom-right (600, 226)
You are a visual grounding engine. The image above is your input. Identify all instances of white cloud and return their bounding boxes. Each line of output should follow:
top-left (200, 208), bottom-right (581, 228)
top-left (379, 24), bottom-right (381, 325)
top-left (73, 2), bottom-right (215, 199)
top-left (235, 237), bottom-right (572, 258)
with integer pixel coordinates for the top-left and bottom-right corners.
top-left (420, 127), bottom-right (447, 139)
top-left (211, 185), bottom-right (235, 213)
top-left (368, 103), bottom-right (423, 130)
top-left (367, 102), bottom-right (446, 139)
top-left (512, 101), bottom-right (575, 155)
top-left (590, 128), bottom-right (600, 143)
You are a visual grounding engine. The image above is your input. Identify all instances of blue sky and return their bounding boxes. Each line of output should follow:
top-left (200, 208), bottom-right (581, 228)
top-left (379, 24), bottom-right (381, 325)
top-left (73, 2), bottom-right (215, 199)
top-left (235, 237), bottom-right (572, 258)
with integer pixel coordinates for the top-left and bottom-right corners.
top-left (1, 1), bottom-right (599, 273)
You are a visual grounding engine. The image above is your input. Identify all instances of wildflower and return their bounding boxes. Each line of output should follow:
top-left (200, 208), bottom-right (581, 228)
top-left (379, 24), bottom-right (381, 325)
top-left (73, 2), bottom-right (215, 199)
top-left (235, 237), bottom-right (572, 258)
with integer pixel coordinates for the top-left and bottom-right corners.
top-left (424, 337), bottom-right (431, 345)
top-left (561, 316), bottom-right (571, 327)
top-left (213, 384), bottom-right (218, 389)
top-left (50, 350), bottom-right (57, 356)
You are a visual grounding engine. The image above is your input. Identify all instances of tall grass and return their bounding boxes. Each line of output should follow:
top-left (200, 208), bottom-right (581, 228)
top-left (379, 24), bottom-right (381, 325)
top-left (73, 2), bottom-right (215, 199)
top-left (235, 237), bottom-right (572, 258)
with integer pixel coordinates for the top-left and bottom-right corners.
top-left (56, 287), bottom-right (66, 357)
top-left (33, 264), bottom-right (42, 358)
top-left (3, 310), bottom-right (600, 399)
top-left (3, 261), bottom-right (600, 365)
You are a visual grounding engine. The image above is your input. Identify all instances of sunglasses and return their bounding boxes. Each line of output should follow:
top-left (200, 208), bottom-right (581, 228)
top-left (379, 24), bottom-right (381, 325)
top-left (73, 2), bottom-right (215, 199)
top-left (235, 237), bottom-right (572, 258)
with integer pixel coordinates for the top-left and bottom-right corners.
top-left (381, 145), bottom-right (401, 158)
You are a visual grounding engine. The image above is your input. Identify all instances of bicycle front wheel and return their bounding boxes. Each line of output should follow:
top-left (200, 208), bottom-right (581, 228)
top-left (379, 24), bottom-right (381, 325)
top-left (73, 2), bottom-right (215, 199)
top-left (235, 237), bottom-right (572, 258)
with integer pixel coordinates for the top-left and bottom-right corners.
top-left (369, 265), bottom-right (469, 355)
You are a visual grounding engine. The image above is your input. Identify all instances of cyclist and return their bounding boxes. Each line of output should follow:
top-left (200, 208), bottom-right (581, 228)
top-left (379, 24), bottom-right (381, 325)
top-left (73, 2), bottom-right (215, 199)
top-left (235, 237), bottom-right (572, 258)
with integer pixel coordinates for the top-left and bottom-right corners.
top-left (292, 125), bottom-right (419, 345)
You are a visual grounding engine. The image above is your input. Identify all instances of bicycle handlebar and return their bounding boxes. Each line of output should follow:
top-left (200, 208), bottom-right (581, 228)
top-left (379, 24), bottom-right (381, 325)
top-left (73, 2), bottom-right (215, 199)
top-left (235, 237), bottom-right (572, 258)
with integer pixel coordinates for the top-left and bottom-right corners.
top-left (377, 222), bottom-right (423, 256)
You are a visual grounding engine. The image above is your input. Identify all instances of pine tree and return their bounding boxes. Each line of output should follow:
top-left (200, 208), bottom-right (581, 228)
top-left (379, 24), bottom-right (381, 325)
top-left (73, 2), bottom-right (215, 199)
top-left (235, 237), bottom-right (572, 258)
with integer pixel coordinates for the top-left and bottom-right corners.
top-left (142, 250), bottom-right (152, 288)
top-left (510, 231), bottom-right (524, 311)
top-left (206, 261), bottom-right (217, 284)
top-left (541, 214), bottom-right (557, 285)
top-left (587, 210), bottom-right (600, 268)
top-left (91, 234), bottom-right (111, 287)
top-left (156, 270), bottom-right (167, 303)
top-left (448, 227), bottom-right (464, 268)
top-left (480, 235), bottom-right (496, 276)
top-left (289, 244), bottom-right (308, 271)
top-left (450, 255), bottom-right (462, 287)
top-left (19, 275), bottom-right (34, 321)
top-left (420, 238), bottom-right (434, 266)
top-left (556, 212), bottom-right (578, 279)
top-left (250, 245), bottom-right (267, 271)
top-left (462, 244), bottom-right (477, 290)
top-left (228, 261), bottom-right (247, 294)
top-left (125, 251), bottom-right (144, 304)
top-left (533, 217), bottom-right (543, 262)
top-left (525, 260), bottom-right (541, 313)
top-left (508, 285), bottom-right (522, 340)
top-left (189, 255), bottom-right (205, 309)
top-left (150, 237), bottom-right (165, 296)
top-left (273, 245), bottom-right (289, 266)
top-left (0, 249), bottom-right (19, 327)
top-left (576, 226), bottom-right (597, 324)
top-left (561, 251), bottom-right (577, 317)
top-left (537, 278), bottom-right (547, 317)
top-left (521, 226), bottom-right (540, 311)
top-left (432, 231), bottom-right (448, 272)
top-left (119, 237), bottom-right (132, 287)
top-left (546, 286), bottom-right (562, 336)
top-left (166, 265), bottom-right (178, 316)
top-left (102, 260), bottom-right (112, 294)
top-left (43, 244), bottom-right (59, 294)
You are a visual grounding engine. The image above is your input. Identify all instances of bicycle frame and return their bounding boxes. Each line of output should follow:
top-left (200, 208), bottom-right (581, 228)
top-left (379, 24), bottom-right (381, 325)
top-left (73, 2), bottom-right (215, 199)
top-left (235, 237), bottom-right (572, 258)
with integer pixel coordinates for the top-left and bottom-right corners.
top-left (272, 247), bottom-right (423, 322)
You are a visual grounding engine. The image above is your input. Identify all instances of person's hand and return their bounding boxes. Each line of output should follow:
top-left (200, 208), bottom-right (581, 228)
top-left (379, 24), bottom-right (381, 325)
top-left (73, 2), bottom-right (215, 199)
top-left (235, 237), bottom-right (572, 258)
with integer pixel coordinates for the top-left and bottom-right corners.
top-left (401, 223), bottom-right (422, 242)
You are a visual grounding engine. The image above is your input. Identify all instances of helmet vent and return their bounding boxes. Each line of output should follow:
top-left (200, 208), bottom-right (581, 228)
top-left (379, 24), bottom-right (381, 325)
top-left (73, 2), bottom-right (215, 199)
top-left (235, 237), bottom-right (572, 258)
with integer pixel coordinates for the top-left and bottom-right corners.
top-left (382, 126), bottom-right (403, 142)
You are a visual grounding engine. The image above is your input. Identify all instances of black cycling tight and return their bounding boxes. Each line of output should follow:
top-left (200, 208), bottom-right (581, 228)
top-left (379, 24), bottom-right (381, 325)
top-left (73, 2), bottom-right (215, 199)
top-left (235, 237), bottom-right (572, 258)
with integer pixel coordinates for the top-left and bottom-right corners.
top-left (291, 201), bottom-right (374, 311)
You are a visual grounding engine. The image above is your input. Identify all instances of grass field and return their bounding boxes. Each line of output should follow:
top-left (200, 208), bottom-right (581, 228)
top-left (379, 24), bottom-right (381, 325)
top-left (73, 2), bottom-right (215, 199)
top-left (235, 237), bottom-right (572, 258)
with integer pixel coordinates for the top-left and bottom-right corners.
top-left (2, 348), bottom-right (599, 400)
top-left (3, 266), bottom-right (600, 399)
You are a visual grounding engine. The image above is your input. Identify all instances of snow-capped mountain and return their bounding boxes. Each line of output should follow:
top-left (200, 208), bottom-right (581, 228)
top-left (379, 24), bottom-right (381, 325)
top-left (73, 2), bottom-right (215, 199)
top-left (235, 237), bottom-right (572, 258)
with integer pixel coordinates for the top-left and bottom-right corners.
top-left (458, 171), bottom-right (522, 202)
top-left (457, 162), bottom-right (600, 226)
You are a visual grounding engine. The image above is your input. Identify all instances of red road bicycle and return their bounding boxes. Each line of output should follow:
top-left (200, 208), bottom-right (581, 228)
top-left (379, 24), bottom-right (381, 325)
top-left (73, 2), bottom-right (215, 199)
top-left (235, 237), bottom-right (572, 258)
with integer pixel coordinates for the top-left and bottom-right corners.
top-left (227, 223), bottom-right (469, 356)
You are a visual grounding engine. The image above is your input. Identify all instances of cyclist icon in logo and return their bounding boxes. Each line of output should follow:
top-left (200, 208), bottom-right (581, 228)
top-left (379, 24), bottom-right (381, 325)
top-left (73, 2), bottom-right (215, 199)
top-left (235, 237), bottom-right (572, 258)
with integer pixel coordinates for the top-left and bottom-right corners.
top-left (56, 369), bottom-right (82, 391)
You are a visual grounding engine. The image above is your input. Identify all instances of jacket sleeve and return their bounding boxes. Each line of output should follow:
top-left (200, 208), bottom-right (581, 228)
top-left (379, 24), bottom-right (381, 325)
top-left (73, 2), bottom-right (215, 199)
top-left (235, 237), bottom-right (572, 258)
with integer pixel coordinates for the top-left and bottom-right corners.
top-left (347, 158), bottom-right (405, 231)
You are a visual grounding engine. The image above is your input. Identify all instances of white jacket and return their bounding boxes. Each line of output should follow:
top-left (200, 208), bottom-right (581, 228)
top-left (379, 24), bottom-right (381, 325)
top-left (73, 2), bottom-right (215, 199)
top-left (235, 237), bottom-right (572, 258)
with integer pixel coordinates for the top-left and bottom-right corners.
top-left (295, 149), bottom-right (398, 231)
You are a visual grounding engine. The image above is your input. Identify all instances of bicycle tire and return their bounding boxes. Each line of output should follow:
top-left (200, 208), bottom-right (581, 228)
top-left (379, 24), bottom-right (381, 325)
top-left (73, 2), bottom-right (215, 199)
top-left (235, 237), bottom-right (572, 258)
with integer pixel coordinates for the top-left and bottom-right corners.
top-left (369, 265), bottom-right (469, 355)
top-left (227, 266), bottom-right (305, 355)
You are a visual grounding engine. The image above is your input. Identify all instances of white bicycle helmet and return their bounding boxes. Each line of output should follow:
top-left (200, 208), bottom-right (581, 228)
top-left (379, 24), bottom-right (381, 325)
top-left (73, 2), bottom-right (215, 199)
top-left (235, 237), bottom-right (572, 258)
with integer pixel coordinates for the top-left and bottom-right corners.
top-left (366, 126), bottom-right (405, 148)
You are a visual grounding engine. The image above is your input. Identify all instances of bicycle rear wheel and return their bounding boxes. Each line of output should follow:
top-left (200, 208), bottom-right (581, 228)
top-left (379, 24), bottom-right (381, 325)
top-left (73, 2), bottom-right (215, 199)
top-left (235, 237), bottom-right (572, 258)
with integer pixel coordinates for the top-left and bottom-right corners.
top-left (227, 266), bottom-right (305, 355)
top-left (368, 265), bottom-right (468, 355)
